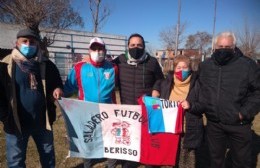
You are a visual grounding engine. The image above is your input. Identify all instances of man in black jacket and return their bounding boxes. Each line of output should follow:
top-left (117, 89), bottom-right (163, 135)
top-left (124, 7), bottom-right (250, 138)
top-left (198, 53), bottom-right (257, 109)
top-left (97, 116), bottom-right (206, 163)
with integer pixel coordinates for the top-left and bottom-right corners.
top-left (192, 31), bottom-right (260, 168)
top-left (0, 28), bottom-right (63, 168)
top-left (108, 33), bottom-right (164, 168)
top-left (113, 33), bottom-right (164, 105)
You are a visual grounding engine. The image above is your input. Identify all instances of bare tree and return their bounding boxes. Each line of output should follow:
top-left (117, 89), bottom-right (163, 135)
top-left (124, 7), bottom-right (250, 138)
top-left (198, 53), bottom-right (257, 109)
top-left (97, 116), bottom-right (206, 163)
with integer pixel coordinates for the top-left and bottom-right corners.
top-left (0, 0), bottom-right (83, 46)
top-left (185, 31), bottom-right (212, 57)
top-left (159, 23), bottom-right (187, 51)
top-left (185, 35), bottom-right (196, 49)
top-left (236, 21), bottom-right (260, 59)
top-left (146, 44), bottom-right (156, 57)
top-left (88, 0), bottom-right (111, 33)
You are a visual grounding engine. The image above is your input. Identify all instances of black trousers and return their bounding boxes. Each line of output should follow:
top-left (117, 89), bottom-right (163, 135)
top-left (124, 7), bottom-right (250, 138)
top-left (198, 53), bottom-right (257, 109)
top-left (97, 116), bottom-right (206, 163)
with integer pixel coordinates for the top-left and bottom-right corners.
top-left (107, 159), bottom-right (140, 168)
top-left (206, 121), bottom-right (252, 168)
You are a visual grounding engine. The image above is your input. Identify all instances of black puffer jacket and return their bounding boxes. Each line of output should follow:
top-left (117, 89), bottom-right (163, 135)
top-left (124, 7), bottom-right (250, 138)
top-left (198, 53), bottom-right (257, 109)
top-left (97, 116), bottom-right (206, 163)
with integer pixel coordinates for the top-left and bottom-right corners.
top-left (114, 53), bottom-right (164, 105)
top-left (155, 71), bottom-right (204, 149)
top-left (194, 48), bottom-right (260, 125)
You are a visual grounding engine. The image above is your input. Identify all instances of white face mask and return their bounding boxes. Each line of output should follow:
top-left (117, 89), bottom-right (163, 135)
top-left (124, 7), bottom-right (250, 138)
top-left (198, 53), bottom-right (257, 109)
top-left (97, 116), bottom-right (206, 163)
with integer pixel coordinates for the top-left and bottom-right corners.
top-left (90, 51), bottom-right (105, 62)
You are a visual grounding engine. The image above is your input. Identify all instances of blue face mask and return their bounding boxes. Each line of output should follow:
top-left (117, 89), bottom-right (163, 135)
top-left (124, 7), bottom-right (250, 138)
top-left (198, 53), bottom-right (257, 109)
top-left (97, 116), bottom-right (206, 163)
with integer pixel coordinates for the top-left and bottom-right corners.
top-left (19, 44), bottom-right (37, 58)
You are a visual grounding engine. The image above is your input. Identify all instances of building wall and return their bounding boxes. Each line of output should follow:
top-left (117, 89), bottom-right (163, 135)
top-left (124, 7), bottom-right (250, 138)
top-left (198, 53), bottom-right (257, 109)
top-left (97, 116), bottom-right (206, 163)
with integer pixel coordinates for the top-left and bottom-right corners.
top-left (0, 23), bottom-right (127, 81)
top-left (155, 48), bottom-right (201, 73)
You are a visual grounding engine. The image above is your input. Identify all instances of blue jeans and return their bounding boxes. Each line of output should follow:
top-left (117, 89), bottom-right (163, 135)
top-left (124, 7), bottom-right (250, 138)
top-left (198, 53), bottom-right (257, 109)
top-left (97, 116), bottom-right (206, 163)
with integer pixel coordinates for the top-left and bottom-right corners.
top-left (5, 128), bottom-right (55, 168)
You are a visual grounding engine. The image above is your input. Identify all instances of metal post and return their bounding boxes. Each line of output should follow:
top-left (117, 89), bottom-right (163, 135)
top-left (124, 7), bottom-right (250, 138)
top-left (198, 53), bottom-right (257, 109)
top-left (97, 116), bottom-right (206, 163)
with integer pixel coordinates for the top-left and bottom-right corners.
top-left (175, 0), bottom-right (181, 56)
top-left (71, 34), bottom-right (74, 57)
top-left (211, 0), bottom-right (217, 54)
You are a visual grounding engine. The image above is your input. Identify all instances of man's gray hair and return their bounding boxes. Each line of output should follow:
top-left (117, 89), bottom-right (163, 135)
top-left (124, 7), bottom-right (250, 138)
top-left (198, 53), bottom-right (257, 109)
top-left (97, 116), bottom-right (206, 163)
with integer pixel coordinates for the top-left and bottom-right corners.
top-left (214, 31), bottom-right (236, 47)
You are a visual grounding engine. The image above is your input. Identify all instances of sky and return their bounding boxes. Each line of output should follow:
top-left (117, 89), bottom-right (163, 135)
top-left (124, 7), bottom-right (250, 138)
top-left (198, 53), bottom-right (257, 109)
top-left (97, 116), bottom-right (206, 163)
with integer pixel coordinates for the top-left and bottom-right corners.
top-left (73, 0), bottom-right (260, 50)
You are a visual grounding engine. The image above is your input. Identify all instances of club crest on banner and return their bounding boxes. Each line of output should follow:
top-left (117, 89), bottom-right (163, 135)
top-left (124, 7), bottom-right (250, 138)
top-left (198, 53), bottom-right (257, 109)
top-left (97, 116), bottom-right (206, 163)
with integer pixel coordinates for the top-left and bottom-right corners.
top-left (111, 121), bottom-right (131, 145)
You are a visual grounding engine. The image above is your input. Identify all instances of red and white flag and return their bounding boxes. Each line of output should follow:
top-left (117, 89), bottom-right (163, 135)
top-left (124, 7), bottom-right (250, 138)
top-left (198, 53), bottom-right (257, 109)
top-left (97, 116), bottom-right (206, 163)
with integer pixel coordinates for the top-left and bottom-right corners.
top-left (58, 96), bottom-right (182, 166)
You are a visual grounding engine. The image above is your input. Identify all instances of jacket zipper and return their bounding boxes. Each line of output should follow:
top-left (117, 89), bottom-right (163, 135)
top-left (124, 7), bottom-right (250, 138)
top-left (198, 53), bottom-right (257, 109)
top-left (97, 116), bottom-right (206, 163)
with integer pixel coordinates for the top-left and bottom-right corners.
top-left (216, 66), bottom-right (222, 120)
top-left (134, 65), bottom-right (136, 102)
top-left (98, 69), bottom-right (100, 102)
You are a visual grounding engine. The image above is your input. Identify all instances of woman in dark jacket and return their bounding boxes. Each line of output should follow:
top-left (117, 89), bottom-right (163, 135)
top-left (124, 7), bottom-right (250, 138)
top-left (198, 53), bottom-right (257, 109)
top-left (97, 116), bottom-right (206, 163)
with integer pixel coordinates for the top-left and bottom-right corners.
top-left (153, 55), bottom-right (204, 168)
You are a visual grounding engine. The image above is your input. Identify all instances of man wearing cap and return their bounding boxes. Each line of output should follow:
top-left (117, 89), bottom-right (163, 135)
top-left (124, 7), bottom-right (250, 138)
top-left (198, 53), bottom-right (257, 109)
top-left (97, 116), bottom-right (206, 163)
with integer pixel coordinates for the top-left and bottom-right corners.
top-left (0, 28), bottom-right (63, 167)
top-left (63, 37), bottom-right (118, 168)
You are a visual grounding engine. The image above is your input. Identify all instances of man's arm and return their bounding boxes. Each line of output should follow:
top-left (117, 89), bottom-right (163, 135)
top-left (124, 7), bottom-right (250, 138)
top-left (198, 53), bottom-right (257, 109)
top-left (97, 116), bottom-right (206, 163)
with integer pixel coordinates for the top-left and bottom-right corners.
top-left (152, 58), bottom-right (164, 97)
top-left (46, 60), bottom-right (63, 98)
top-left (0, 64), bottom-right (8, 122)
top-left (240, 61), bottom-right (260, 120)
top-left (186, 79), bottom-right (205, 115)
top-left (152, 79), bottom-right (163, 97)
top-left (154, 58), bottom-right (164, 81)
top-left (186, 66), bottom-right (206, 115)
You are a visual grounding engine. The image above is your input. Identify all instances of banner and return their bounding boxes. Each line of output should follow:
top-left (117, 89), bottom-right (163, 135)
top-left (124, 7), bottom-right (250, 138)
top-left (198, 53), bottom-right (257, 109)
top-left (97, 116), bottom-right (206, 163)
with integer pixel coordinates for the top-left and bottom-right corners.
top-left (58, 97), bottom-right (182, 166)
top-left (138, 96), bottom-right (180, 166)
top-left (142, 96), bottom-right (183, 134)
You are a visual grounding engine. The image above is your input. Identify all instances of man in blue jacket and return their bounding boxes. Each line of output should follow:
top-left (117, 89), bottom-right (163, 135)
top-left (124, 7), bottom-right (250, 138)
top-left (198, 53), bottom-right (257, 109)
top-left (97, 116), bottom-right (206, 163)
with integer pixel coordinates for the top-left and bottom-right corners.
top-left (64, 37), bottom-right (118, 168)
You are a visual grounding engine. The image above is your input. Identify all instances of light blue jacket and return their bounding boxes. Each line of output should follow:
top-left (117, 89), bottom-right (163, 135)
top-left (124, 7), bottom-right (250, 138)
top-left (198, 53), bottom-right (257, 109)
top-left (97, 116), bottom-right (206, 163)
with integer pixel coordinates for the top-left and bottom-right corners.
top-left (64, 61), bottom-right (117, 103)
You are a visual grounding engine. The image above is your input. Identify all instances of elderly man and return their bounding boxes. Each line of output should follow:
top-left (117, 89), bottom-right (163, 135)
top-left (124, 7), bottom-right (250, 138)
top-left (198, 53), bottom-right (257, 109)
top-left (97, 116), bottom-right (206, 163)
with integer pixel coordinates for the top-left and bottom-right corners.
top-left (190, 31), bottom-right (260, 168)
top-left (0, 28), bottom-right (63, 168)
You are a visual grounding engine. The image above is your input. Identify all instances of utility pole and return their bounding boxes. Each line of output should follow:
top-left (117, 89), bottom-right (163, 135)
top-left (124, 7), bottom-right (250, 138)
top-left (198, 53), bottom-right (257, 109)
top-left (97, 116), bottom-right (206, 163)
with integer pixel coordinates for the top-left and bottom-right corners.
top-left (175, 0), bottom-right (181, 56)
top-left (211, 0), bottom-right (217, 53)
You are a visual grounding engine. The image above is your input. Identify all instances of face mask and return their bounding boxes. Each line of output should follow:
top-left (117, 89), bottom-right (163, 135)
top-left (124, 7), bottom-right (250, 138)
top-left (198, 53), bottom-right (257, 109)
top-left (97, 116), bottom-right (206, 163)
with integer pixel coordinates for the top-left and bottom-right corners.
top-left (19, 44), bottom-right (37, 58)
top-left (90, 51), bottom-right (105, 62)
top-left (129, 47), bottom-right (144, 60)
top-left (175, 70), bottom-right (191, 81)
top-left (212, 48), bottom-right (235, 65)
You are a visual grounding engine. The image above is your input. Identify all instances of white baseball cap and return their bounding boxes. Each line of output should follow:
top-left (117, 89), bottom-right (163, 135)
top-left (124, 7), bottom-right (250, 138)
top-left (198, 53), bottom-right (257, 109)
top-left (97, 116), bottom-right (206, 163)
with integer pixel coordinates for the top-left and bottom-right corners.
top-left (89, 37), bottom-right (105, 48)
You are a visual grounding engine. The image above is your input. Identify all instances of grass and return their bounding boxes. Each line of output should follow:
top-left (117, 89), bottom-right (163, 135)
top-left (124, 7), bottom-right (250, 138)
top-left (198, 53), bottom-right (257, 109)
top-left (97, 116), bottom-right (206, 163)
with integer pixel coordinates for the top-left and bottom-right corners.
top-left (0, 107), bottom-right (260, 168)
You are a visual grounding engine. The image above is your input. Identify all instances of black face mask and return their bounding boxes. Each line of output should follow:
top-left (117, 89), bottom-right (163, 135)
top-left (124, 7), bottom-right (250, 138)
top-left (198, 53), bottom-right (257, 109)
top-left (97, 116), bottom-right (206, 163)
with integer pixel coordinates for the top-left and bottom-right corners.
top-left (129, 47), bottom-right (144, 60)
top-left (212, 48), bottom-right (235, 65)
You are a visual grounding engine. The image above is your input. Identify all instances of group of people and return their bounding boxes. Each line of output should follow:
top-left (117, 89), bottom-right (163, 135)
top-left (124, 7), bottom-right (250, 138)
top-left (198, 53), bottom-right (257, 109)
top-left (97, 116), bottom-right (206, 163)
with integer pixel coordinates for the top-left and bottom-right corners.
top-left (0, 27), bottom-right (259, 168)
